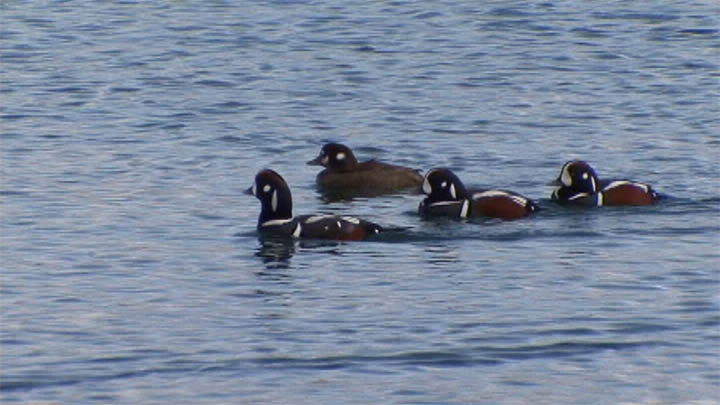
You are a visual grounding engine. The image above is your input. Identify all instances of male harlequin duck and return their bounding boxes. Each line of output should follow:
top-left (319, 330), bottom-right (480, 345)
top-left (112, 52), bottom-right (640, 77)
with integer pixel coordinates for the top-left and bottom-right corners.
top-left (549, 160), bottom-right (658, 206)
top-left (246, 169), bottom-right (384, 240)
top-left (307, 143), bottom-right (423, 194)
top-left (419, 168), bottom-right (539, 220)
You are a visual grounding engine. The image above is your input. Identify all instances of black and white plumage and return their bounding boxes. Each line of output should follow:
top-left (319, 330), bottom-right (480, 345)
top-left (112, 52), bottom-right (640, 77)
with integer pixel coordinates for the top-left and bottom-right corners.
top-left (419, 168), bottom-right (538, 220)
top-left (246, 169), bottom-right (384, 240)
top-left (549, 160), bottom-right (658, 206)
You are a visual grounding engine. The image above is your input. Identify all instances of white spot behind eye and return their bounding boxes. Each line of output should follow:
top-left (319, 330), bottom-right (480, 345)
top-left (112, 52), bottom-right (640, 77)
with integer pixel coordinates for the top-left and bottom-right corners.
top-left (450, 183), bottom-right (457, 199)
top-left (336, 152), bottom-right (346, 161)
top-left (271, 190), bottom-right (278, 212)
top-left (441, 181), bottom-right (447, 188)
top-left (263, 184), bottom-right (271, 193)
top-left (582, 172), bottom-right (589, 180)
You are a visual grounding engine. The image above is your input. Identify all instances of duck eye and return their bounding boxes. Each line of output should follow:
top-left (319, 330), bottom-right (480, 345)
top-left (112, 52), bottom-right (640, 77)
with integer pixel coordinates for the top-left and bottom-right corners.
top-left (441, 181), bottom-right (447, 188)
top-left (582, 172), bottom-right (588, 180)
top-left (263, 184), bottom-right (272, 193)
top-left (336, 152), bottom-right (346, 161)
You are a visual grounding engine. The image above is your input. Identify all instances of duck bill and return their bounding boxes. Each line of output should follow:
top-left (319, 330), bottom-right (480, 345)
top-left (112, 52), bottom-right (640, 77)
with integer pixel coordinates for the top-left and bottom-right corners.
top-left (244, 186), bottom-right (255, 196)
top-left (306, 156), bottom-right (323, 166)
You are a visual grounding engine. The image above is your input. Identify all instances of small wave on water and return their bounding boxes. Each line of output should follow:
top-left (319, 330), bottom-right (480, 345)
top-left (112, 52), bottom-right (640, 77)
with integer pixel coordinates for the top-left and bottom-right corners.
top-left (246, 339), bottom-right (668, 371)
top-left (0, 337), bottom-right (665, 393)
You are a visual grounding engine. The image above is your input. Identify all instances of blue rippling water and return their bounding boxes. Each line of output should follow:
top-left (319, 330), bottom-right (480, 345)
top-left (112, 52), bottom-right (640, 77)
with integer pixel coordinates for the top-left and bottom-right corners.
top-left (1, 1), bottom-right (719, 404)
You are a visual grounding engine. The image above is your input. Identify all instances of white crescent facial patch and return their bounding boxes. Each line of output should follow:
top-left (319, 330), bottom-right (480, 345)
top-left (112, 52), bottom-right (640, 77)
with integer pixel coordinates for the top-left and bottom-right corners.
top-left (422, 177), bottom-right (432, 194)
top-left (560, 165), bottom-right (572, 186)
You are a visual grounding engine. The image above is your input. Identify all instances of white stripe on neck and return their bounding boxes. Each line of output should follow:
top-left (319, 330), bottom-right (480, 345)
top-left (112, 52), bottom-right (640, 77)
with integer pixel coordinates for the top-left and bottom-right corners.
top-left (261, 218), bottom-right (294, 227)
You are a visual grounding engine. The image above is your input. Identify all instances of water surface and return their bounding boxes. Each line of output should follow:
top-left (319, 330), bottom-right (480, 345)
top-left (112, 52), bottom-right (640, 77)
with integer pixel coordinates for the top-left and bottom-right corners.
top-left (2, 1), bottom-right (719, 404)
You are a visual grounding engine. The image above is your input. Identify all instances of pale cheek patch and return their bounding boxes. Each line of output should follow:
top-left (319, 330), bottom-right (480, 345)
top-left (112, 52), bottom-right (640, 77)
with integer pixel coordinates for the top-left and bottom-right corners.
top-left (251, 184), bottom-right (257, 196)
top-left (321, 156), bottom-right (329, 165)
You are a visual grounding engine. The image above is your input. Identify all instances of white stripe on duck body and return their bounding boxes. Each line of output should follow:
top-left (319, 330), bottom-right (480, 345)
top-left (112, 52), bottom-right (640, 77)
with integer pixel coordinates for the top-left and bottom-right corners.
top-left (419, 168), bottom-right (538, 220)
top-left (549, 160), bottom-right (658, 206)
top-left (246, 169), bottom-right (383, 240)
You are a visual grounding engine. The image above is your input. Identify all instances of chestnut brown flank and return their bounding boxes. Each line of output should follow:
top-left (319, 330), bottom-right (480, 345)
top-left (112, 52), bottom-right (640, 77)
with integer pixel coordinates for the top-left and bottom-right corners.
top-left (473, 197), bottom-right (530, 219)
top-left (602, 184), bottom-right (655, 206)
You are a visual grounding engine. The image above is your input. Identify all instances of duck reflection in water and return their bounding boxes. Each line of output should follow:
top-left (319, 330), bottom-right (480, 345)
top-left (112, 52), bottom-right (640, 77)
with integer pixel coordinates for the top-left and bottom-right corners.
top-left (255, 235), bottom-right (344, 269)
top-left (255, 235), bottom-right (295, 268)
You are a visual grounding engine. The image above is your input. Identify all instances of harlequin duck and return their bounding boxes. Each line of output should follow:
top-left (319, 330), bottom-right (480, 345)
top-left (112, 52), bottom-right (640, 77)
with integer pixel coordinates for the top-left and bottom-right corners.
top-left (246, 169), bottom-right (384, 240)
top-left (549, 160), bottom-right (658, 206)
top-left (307, 143), bottom-right (423, 196)
top-left (419, 168), bottom-right (539, 220)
